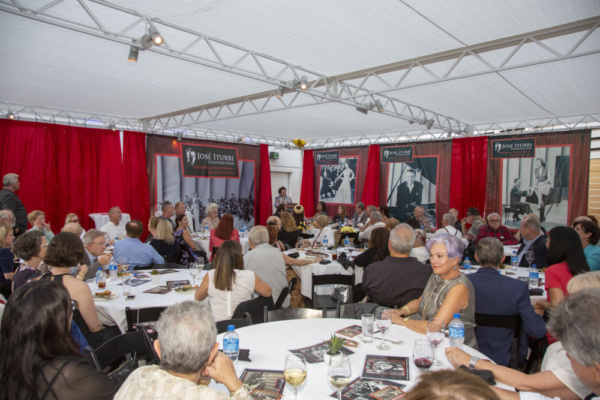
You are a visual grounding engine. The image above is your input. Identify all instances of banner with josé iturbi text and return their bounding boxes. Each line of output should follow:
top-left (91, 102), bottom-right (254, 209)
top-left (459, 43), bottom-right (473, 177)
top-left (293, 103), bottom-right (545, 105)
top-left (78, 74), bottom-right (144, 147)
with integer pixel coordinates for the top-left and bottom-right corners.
top-left (181, 144), bottom-right (239, 178)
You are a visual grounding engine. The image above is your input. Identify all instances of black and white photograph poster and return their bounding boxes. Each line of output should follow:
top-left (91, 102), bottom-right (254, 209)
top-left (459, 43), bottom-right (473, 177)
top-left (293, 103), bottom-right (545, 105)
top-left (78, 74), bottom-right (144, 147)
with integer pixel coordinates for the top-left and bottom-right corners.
top-left (384, 157), bottom-right (438, 224)
top-left (318, 157), bottom-right (358, 204)
top-left (501, 146), bottom-right (570, 228)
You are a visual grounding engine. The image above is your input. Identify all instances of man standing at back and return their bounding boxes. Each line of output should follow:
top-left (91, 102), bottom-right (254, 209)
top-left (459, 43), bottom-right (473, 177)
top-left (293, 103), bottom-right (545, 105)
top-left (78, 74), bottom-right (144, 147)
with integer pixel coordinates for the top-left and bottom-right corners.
top-left (100, 206), bottom-right (126, 242)
top-left (362, 224), bottom-right (432, 308)
top-left (0, 173), bottom-right (27, 236)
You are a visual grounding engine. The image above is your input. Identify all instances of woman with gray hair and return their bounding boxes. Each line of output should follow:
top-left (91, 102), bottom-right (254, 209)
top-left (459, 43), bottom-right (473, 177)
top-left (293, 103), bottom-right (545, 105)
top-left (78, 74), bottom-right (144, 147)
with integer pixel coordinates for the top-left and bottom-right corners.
top-left (202, 203), bottom-right (220, 230)
top-left (389, 234), bottom-right (477, 349)
top-left (115, 301), bottom-right (251, 399)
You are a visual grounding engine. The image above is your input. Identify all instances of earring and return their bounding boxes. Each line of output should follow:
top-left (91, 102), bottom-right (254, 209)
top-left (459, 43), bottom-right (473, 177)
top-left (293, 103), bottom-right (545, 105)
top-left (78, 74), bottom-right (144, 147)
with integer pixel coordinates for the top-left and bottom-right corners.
top-left (454, 265), bottom-right (458, 271)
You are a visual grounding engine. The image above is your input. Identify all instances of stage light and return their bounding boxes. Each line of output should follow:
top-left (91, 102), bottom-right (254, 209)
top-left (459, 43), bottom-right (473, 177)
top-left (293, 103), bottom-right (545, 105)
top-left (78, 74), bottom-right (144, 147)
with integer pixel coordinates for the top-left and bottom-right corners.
top-left (425, 119), bottom-right (434, 130)
top-left (374, 99), bottom-right (384, 113)
top-left (355, 106), bottom-right (368, 115)
top-left (108, 122), bottom-right (116, 131)
top-left (7, 112), bottom-right (15, 120)
top-left (128, 46), bottom-right (139, 62)
top-left (299, 76), bottom-right (308, 90)
top-left (148, 26), bottom-right (163, 45)
top-left (276, 86), bottom-right (285, 98)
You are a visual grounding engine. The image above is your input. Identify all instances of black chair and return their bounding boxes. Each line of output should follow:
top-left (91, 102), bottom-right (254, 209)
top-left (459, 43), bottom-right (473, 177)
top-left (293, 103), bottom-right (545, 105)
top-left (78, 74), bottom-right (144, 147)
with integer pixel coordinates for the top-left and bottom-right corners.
top-left (125, 306), bottom-right (167, 333)
top-left (523, 337), bottom-right (549, 374)
top-left (232, 295), bottom-right (274, 324)
top-left (264, 306), bottom-right (325, 322)
top-left (274, 277), bottom-right (297, 309)
top-left (83, 330), bottom-right (158, 372)
top-left (336, 302), bottom-right (379, 319)
top-left (475, 313), bottom-right (521, 370)
top-left (216, 313), bottom-right (253, 334)
top-left (0, 281), bottom-right (12, 300)
top-left (163, 252), bottom-right (182, 264)
top-left (211, 246), bottom-right (219, 260)
top-left (311, 273), bottom-right (354, 310)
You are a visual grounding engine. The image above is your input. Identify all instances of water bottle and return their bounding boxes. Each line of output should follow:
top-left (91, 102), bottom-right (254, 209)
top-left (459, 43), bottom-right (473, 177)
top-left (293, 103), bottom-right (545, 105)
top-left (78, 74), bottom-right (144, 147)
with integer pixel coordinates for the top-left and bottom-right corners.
top-left (322, 235), bottom-right (329, 249)
top-left (109, 258), bottom-right (118, 280)
top-left (463, 257), bottom-right (471, 271)
top-left (223, 325), bottom-right (239, 363)
top-left (344, 237), bottom-right (350, 248)
top-left (511, 250), bottom-right (518, 272)
top-left (204, 222), bottom-right (209, 236)
top-left (95, 267), bottom-right (106, 289)
top-left (449, 313), bottom-right (465, 349)
top-left (529, 264), bottom-right (539, 288)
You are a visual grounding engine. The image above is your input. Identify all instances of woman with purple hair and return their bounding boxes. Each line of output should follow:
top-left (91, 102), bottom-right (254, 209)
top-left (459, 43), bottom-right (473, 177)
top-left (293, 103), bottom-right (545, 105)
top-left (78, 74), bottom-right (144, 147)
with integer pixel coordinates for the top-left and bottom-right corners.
top-left (389, 233), bottom-right (477, 349)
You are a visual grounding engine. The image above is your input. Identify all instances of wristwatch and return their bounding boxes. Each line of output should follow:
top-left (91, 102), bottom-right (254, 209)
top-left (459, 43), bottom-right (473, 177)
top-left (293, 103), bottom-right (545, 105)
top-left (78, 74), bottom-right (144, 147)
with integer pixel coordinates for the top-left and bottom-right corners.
top-left (469, 356), bottom-right (480, 369)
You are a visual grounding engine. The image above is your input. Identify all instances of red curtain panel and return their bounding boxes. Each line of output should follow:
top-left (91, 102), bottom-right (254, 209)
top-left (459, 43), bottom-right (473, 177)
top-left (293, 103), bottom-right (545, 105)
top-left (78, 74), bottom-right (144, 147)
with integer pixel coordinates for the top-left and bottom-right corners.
top-left (300, 149), bottom-right (316, 217)
top-left (259, 144), bottom-right (272, 225)
top-left (123, 131), bottom-right (150, 236)
top-left (361, 144), bottom-right (380, 207)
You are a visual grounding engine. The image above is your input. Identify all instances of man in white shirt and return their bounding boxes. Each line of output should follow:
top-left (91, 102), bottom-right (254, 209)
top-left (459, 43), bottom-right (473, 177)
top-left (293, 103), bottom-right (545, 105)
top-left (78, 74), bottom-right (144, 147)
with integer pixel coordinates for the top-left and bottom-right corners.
top-left (100, 206), bottom-right (126, 241)
top-left (435, 213), bottom-right (468, 247)
top-left (358, 211), bottom-right (386, 242)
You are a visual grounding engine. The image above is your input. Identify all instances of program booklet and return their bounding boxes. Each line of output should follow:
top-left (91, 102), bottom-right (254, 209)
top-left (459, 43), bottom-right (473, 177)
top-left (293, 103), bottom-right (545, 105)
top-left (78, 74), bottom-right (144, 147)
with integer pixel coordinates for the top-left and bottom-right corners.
top-left (329, 377), bottom-right (406, 400)
top-left (336, 325), bottom-right (362, 338)
top-left (290, 342), bottom-right (354, 363)
top-left (362, 355), bottom-right (410, 381)
top-left (143, 286), bottom-right (171, 294)
top-left (159, 269), bottom-right (178, 274)
top-left (166, 280), bottom-right (190, 289)
top-left (239, 369), bottom-right (286, 399)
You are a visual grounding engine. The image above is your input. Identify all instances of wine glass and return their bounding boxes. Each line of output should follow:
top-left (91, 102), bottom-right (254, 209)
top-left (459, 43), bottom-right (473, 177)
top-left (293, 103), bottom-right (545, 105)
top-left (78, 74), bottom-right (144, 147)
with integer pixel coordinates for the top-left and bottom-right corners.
top-left (375, 307), bottom-right (391, 350)
top-left (413, 339), bottom-right (434, 371)
top-left (296, 237), bottom-right (304, 249)
top-left (427, 318), bottom-right (445, 367)
top-left (117, 257), bottom-right (129, 274)
top-left (284, 353), bottom-right (307, 400)
top-left (328, 355), bottom-right (351, 400)
top-left (194, 258), bottom-right (204, 275)
top-left (526, 251), bottom-right (535, 268)
top-left (189, 265), bottom-right (199, 285)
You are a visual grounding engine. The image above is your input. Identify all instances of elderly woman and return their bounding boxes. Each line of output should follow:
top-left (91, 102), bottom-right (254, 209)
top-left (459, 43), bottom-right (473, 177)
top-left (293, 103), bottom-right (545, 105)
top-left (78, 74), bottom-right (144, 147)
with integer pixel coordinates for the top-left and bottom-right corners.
top-left (174, 214), bottom-right (198, 265)
top-left (195, 240), bottom-right (271, 322)
top-left (43, 232), bottom-right (120, 348)
top-left (64, 213), bottom-right (86, 238)
top-left (0, 280), bottom-right (121, 400)
top-left (0, 226), bottom-right (16, 284)
top-left (150, 219), bottom-right (181, 261)
top-left (11, 230), bottom-right (47, 291)
top-left (305, 214), bottom-right (334, 248)
top-left (573, 219), bottom-right (600, 271)
top-left (202, 203), bottom-right (220, 230)
top-left (278, 212), bottom-right (301, 249)
top-left (410, 229), bottom-right (430, 263)
top-left (390, 234), bottom-right (477, 349)
top-left (208, 214), bottom-right (239, 261)
top-left (27, 210), bottom-right (55, 242)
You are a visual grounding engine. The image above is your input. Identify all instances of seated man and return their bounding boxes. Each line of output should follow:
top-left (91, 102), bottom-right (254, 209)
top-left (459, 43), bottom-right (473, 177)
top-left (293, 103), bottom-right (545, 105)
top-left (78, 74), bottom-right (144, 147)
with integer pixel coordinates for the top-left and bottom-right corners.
top-left (516, 214), bottom-right (547, 268)
top-left (510, 179), bottom-right (532, 221)
top-left (100, 206), bottom-right (126, 242)
top-left (362, 224), bottom-right (432, 308)
top-left (160, 201), bottom-right (176, 229)
top-left (352, 202), bottom-right (368, 225)
top-left (468, 237), bottom-right (546, 367)
top-left (474, 213), bottom-right (518, 245)
top-left (435, 213), bottom-right (463, 238)
top-left (358, 211), bottom-right (386, 242)
top-left (115, 301), bottom-right (250, 399)
top-left (413, 206), bottom-right (432, 232)
top-left (81, 229), bottom-right (112, 280)
top-left (461, 207), bottom-right (485, 243)
top-left (244, 226), bottom-right (288, 307)
top-left (113, 220), bottom-right (164, 270)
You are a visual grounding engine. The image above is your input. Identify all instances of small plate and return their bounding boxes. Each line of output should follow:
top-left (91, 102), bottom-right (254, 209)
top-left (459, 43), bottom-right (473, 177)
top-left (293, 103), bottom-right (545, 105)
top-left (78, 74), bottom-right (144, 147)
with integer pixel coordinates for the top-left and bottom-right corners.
top-left (94, 293), bottom-right (119, 301)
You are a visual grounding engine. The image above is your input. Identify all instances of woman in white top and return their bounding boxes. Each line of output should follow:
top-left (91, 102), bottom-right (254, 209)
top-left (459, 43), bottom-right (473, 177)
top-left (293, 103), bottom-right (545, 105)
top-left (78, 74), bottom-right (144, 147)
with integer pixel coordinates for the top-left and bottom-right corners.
top-left (195, 240), bottom-right (271, 322)
top-left (305, 215), bottom-right (334, 249)
top-left (201, 203), bottom-right (220, 230)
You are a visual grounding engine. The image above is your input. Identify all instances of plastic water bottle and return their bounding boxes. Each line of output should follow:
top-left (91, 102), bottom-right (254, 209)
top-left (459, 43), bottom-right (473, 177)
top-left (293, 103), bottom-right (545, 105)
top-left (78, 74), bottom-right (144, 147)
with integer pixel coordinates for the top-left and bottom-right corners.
top-left (109, 258), bottom-right (118, 280)
top-left (463, 257), bottom-right (471, 271)
top-left (223, 325), bottom-right (239, 363)
top-left (344, 237), bottom-right (350, 248)
top-left (449, 313), bottom-right (465, 349)
top-left (95, 267), bottom-right (106, 289)
top-left (204, 222), bottom-right (209, 236)
top-left (529, 264), bottom-right (539, 288)
top-left (322, 235), bottom-right (329, 249)
top-left (511, 250), bottom-right (518, 272)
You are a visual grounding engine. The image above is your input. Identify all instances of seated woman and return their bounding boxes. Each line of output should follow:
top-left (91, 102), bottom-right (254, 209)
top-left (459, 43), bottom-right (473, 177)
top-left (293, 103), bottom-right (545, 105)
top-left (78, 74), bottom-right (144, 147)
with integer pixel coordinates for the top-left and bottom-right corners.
top-left (403, 369), bottom-right (500, 400)
top-left (354, 227), bottom-right (389, 269)
top-left (278, 212), bottom-right (302, 249)
top-left (42, 232), bottom-right (120, 349)
top-left (389, 234), bottom-right (478, 349)
top-left (149, 219), bottom-right (181, 262)
top-left (64, 213), bottom-right (86, 238)
top-left (201, 203), bottom-right (220, 230)
top-left (333, 205), bottom-right (347, 224)
top-left (0, 280), bottom-right (121, 399)
top-left (292, 205), bottom-right (307, 231)
top-left (174, 214), bottom-right (199, 265)
top-left (573, 219), bottom-right (600, 271)
top-left (410, 229), bottom-right (430, 263)
top-left (208, 214), bottom-right (239, 261)
top-left (11, 230), bottom-right (47, 291)
top-left (311, 201), bottom-right (328, 220)
top-left (305, 215), bottom-right (334, 248)
top-left (145, 216), bottom-right (160, 243)
top-left (195, 240), bottom-right (271, 322)
top-left (0, 226), bottom-right (16, 284)
top-left (27, 210), bottom-right (55, 243)
top-left (266, 225), bottom-right (322, 266)
top-left (386, 217), bottom-right (400, 231)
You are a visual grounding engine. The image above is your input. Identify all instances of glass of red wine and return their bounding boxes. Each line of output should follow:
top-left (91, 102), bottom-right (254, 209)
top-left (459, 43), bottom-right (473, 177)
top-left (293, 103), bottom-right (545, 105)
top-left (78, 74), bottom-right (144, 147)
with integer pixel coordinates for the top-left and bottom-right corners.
top-left (427, 318), bottom-right (445, 367)
top-left (413, 339), bottom-right (434, 372)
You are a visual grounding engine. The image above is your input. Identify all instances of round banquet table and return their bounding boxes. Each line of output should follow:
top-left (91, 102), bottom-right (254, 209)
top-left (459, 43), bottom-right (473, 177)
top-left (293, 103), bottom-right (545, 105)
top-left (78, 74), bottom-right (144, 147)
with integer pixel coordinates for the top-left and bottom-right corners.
top-left (191, 232), bottom-right (250, 256)
top-left (210, 318), bottom-right (513, 397)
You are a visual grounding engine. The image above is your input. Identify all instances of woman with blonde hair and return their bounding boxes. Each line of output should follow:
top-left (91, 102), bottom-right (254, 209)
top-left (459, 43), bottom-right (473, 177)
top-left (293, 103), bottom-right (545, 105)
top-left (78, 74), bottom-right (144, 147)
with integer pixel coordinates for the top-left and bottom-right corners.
top-left (278, 212), bottom-right (301, 249)
top-left (146, 216), bottom-right (161, 243)
top-left (195, 240), bottom-right (271, 321)
top-left (27, 210), bottom-right (55, 242)
top-left (0, 226), bottom-right (16, 283)
top-left (150, 219), bottom-right (181, 261)
top-left (63, 213), bottom-right (86, 238)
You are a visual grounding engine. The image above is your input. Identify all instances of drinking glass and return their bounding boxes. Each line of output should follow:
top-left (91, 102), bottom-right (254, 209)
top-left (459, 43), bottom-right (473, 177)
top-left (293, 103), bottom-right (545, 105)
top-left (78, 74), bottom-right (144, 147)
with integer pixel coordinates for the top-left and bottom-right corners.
top-left (328, 355), bottom-right (351, 400)
top-left (284, 353), bottom-right (307, 400)
top-left (117, 257), bottom-right (129, 273)
top-left (413, 339), bottom-right (434, 371)
top-left (296, 237), bottom-right (304, 249)
top-left (375, 307), bottom-right (391, 350)
top-left (427, 318), bottom-right (445, 367)
top-left (122, 272), bottom-right (132, 295)
top-left (189, 265), bottom-right (199, 285)
top-left (361, 313), bottom-right (374, 343)
top-left (526, 250), bottom-right (535, 268)
top-left (194, 258), bottom-right (205, 277)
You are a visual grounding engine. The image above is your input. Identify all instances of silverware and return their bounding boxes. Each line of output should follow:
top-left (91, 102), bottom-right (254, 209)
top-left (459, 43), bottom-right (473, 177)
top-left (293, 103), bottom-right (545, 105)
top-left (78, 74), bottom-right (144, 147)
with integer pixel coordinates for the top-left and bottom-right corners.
top-left (379, 337), bottom-right (403, 345)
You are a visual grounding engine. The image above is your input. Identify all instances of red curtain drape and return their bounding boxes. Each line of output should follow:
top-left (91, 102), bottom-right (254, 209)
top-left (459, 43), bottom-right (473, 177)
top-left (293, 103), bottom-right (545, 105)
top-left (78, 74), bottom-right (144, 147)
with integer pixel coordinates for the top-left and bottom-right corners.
top-left (361, 144), bottom-right (380, 207)
top-left (449, 136), bottom-right (488, 218)
top-left (258, 144), bottom-right (272, 225)
top-left (123, 131), bottom-right (150, 236)
top-left (300, 150), bottom-right (316, 217)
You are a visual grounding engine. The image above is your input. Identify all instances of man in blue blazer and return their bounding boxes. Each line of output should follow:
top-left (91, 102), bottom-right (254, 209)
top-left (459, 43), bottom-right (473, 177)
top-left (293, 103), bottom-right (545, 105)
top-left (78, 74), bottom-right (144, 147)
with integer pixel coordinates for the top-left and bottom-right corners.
top-left (516, 214), bottom-right (548, 269)
top-left (469, 237), bottom-right (547, 367)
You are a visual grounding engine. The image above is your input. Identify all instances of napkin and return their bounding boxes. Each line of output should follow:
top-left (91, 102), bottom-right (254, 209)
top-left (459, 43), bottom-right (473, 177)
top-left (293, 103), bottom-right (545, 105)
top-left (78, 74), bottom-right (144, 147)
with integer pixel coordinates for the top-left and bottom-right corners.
top-left (529, 288), bottom-right (544, 296)
top-left (287, 252), bottom-right (300, 259)
top-left (458, 366), bottom-right (496, 385)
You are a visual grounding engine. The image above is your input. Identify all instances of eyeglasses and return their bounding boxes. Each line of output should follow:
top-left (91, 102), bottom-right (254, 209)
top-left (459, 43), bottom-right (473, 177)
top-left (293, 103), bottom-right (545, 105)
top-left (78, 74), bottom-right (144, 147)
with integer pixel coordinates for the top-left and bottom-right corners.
top-left (70, 299), bottom-right (78, 311)
top-left (94, 242), bottom-right (108, 247)
top-left (72, 219), bottom-right (80, 223)
top-left (489, 219), bottom-right (501, 223)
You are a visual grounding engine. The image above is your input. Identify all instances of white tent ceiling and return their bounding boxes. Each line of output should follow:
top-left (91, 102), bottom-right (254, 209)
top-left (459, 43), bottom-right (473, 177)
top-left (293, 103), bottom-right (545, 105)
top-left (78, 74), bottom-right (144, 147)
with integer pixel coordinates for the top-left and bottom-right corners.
top-left (0, 0), bottom-right (599, 148)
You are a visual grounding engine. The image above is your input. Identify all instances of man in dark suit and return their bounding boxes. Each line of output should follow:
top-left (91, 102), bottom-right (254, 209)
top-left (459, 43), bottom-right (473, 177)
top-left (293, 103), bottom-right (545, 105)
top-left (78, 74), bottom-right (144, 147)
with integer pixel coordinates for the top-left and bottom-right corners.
top-left (81, 229), bottom-right (113, 280)
top-left (0, 173), bottom-right (27, 236)
top-left (469, 237), bottom-right (546, 366)
top-left (516, 214), bottom-right (547, 268)
top-left (396, 169), bottom-right (423, 219)
top-left (353, 202), bottom-right (368, 225)
top-left (510, 179), bottom-right (532, 221)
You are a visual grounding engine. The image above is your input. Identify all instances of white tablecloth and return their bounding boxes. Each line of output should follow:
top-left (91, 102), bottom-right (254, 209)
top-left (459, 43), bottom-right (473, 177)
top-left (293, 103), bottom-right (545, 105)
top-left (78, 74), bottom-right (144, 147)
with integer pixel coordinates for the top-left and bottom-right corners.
top-left (462, 265), bottom-right (546, 304)
top-left (89, 213), bottom-right (131, 230)
top-left (210, 318), bottom-right (513, 396)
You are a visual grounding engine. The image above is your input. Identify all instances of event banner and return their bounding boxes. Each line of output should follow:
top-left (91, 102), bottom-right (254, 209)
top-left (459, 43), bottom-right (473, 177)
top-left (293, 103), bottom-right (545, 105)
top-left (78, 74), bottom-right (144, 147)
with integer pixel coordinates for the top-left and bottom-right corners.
top-left (381, 146), bottom-right (414, 163)
top-left (315, 150), bottom-right (339, 165)
top-left (491, 138), bottom-right (535, 159)
top-left (181, 144), bottom-right (239, 178)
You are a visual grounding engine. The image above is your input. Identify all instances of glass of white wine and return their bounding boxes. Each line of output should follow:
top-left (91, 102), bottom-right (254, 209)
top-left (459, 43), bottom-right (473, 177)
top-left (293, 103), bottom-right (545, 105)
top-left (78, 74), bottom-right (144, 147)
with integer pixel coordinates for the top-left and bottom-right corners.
top-left (194, 258), bottom-right (204, 281)
top-left (328, 355), bottom-right (351, 400)
top-left (284, 353), bottom-right (307, 400)
top-left (189, 265), bottom-right (199, 285)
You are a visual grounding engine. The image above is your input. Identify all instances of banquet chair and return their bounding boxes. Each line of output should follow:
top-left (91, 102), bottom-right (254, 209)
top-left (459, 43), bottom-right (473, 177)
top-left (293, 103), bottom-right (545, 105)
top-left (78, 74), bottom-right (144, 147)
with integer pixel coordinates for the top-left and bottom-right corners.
top-left (335, 302), bottom-right (379, 319)
top-left (163, 252), bottom-right (182, 264)
top-left (125, 306), bottom-right (167, 333)
top-left (311, 273), bottom-right (354, 310)
top-left (264, 306), bottom-right (325, 323)
top-left (216, 313), bottom-right (253, 334)
top-left (274, 277), bottom-right (297, 309)
top-left (83, 330), bottom-right (158, 372)
top-left (232, 295), bottom-right (274, 324)
top-left (475, 313), bottom-right (521, 370)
